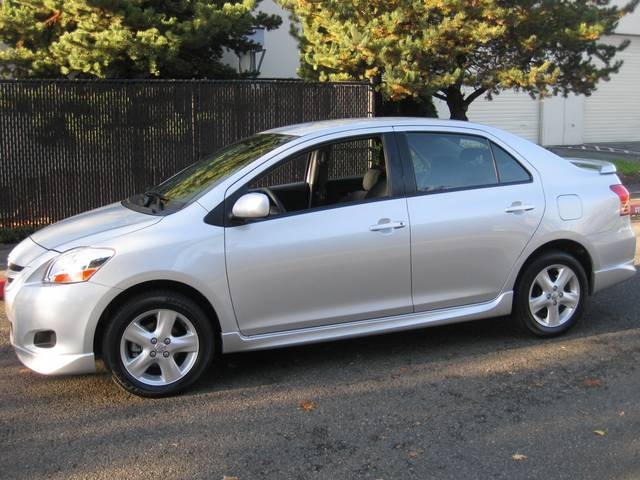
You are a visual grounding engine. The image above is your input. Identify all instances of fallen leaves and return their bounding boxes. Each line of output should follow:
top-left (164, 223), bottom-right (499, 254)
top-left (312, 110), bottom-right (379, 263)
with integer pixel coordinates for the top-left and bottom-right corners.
top-left (583, 378), bottom-right (604, 388)
top-left (512, 453), bottom-right (527, 461)
top-left (299, 400), bottom-right (317, 412)
top-left (593, 430), bottom-right (607, 437)
top-left (407, 448), bottom-right (424, 458)
top-left (223, 476), bottom-right (239, 480)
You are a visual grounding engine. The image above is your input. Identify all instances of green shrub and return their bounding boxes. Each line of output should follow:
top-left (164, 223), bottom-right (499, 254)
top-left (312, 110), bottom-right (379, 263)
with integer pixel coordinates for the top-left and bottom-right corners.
top-left (0, 227), bottom-right (35, 244)
top-left (612, 159), bottom-right (640, 177)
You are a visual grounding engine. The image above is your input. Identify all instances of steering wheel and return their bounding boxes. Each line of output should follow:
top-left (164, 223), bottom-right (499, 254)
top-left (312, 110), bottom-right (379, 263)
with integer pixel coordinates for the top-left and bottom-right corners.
top-left (257, 187), bottom-right (287, 215)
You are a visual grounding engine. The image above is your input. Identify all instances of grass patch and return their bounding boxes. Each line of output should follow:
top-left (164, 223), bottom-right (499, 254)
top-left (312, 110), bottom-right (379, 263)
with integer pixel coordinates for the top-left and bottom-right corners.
top-left (611, 159), bottom-right (640, 177)
top-left (0, 227), bottom-right (35, 244)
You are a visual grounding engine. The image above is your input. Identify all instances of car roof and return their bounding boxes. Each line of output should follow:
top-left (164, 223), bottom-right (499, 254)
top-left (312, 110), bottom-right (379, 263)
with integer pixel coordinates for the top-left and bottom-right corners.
top-left (264, 117), bottom-right (486, 138)
top-left (263, 116), bottom-right (576, 180)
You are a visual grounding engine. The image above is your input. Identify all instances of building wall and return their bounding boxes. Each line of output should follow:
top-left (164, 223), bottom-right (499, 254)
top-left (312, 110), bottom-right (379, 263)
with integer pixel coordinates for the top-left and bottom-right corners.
top-left (583, 34), bottom-right (640, 143)
top-left (256, 0), bottom-right (300, 78)
top-left (613, 0), bottom-right (640, 35)
top-left (221, 0), bottom-right (299, 78)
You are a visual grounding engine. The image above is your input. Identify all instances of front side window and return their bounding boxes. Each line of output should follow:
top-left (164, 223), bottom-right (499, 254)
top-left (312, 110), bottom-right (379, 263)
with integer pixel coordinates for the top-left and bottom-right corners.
top-left (325, 137), bottom-right (385, 180)
top-left (406, 133), bottom-right (498, 192)
top-left (250, 152), bottom-right (310, 189)
top-left (244, 135), bottom-right (390, 217)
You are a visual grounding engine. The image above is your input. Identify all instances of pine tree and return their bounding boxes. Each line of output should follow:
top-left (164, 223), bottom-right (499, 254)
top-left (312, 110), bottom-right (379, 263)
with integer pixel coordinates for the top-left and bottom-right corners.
top-left (279, 0), bottom-right (638, 120)
top-left (0, 0), bottom-right (281, 79)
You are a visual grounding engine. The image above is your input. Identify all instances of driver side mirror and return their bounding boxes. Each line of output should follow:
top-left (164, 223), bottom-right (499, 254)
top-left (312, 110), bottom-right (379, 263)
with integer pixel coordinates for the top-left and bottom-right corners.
top-left (232, 192), bottom-right (270, 219)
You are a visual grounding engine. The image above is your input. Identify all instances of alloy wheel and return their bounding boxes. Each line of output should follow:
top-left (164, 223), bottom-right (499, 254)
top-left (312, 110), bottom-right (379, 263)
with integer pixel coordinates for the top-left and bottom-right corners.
top-left (528, 264), bottom-right (581, 328)
top-left (119, 309), bottom-right (200, 386)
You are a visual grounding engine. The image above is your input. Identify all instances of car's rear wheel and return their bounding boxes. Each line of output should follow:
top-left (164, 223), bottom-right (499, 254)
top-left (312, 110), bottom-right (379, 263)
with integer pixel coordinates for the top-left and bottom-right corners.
top-left (514, 251), bottom-right (588, 337)
top-left (102, 291), bottom-right (214, 397)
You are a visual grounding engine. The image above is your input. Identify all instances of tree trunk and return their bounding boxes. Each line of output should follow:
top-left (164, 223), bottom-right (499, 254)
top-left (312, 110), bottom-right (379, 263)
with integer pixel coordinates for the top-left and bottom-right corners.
top-left (378, 95), bottom-right (437, 117)
top-left (444, 86), bottom-right (469, 121)
top-left (370, 76), bottom-right (437, 117)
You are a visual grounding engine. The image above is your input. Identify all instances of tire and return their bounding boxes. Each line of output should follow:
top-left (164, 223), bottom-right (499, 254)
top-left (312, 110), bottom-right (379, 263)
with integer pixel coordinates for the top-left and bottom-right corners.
top-left (514, 251), bottom-right (588, 337)
top-left (102, 290), bottom-right (215, 397)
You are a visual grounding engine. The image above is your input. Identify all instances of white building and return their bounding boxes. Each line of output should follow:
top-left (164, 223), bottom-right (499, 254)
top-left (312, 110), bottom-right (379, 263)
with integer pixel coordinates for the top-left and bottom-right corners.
top-left (222, 0), bottom-right (299, 78)
top-left (227, 0), bottom-right (640, 146)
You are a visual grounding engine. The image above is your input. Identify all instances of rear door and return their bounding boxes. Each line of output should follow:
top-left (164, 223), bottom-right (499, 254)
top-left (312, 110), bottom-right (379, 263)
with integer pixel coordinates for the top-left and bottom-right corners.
top-left (394, 128), bottom-right (545, 312)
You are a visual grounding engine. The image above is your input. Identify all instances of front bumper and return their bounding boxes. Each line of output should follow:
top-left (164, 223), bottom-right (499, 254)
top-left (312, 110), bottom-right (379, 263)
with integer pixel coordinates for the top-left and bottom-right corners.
top-left (5, 272), bottom-right (118, 375)
top-left (12, 344), bottom-right (96, 375)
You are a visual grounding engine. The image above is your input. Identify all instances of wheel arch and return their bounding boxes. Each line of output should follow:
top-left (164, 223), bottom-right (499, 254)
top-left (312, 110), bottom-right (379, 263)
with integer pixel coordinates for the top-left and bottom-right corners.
top-left (514, 239), bottom-right (594, 296)
top-left (93, 280), bottom-right (222, 358)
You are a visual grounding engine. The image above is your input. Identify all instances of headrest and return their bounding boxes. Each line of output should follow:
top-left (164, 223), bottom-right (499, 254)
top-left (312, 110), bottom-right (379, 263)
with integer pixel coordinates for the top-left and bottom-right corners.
top-left (461, 148), bottom-right (491, 163)
top-left (363, 168), bottom-right (382, 191)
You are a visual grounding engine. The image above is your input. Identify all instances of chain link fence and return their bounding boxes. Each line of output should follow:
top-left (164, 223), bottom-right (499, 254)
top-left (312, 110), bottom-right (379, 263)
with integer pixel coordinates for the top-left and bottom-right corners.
top-left (0, 79), bottom-right (373, 228)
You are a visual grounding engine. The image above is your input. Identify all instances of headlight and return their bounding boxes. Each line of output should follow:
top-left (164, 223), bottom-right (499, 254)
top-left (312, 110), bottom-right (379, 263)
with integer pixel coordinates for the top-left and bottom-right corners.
top-left (44, 248), bottom-right (115, 284)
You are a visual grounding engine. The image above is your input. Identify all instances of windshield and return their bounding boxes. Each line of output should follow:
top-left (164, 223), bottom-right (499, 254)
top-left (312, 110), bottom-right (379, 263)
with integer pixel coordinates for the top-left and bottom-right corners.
top-left (123, 133), bottom-right (294, 214)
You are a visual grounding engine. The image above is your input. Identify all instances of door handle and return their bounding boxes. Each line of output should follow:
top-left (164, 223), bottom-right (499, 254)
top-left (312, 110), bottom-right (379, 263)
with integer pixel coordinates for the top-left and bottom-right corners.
top-left (505, 202), bottom-right (535, 214)
top-left (369, 221), bottom-right (406, 232)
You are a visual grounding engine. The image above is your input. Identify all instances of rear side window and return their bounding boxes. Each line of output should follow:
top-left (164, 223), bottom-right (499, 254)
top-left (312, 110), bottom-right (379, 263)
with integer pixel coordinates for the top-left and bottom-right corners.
top-left (406, 133), bottom-right (498, 192)
top-left (491, 144), bottom-right (531, 184)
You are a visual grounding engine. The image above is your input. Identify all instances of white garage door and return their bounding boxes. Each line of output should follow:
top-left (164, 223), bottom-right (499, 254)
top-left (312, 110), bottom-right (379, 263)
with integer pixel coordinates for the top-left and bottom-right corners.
top-left (435, 90), bottom-right (540, 142)
top-left (583, 35), bottom-right (640, 143)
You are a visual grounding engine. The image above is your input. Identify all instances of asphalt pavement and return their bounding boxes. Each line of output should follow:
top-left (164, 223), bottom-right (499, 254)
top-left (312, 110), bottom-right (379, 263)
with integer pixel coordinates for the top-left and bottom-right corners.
top-left (548, 142), bottom-right (640, 164)
top-left (1, 227), bottom-right (639, 479)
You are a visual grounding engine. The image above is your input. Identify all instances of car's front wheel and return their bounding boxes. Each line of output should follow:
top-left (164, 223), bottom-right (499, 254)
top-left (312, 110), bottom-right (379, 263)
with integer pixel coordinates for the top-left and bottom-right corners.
top-left (514, 251), bottom-right (588, 337)
top-left (102, 290), bottom-right (214, 397)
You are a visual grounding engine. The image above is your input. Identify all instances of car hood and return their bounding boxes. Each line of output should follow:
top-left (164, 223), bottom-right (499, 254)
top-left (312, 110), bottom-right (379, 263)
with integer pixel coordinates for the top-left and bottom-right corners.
top-left (30, 202), bottom-right (162, 251)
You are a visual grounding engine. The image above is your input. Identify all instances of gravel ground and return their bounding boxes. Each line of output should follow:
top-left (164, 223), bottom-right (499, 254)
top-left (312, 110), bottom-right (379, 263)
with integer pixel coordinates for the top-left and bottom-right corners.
top-left (1, 226), bottom-right (639, 480)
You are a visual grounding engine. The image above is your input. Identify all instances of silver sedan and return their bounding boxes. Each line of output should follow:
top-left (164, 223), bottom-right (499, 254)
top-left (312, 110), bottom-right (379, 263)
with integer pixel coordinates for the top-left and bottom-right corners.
top-left (5, 118), bottom-right (636, 396)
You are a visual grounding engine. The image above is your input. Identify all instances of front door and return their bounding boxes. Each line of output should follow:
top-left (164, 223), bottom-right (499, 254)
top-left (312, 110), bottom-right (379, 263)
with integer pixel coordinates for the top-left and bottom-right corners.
top-left (225, 133), bottom-right (413, 335)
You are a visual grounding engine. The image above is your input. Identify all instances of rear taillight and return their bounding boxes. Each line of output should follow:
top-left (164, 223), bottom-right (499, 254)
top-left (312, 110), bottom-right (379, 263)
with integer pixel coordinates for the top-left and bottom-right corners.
top-left (610, 184), bottom-right (630, 216)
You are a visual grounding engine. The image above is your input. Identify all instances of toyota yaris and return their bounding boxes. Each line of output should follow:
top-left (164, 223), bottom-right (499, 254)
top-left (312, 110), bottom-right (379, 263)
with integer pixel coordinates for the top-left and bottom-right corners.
top-left (4, 118), bottom-right (636, 396)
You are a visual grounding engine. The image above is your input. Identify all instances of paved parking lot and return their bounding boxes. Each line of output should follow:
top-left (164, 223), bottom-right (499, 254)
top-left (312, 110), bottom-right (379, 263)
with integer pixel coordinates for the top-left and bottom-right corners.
top-left (549, 142), bottom-right (640, 163)
top-left (1, 225), bottom-right (639, 479)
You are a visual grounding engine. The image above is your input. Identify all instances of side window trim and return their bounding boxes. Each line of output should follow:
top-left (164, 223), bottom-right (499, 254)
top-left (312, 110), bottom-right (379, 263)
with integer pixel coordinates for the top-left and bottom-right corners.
top-left (488, 140), bottom-right (503, 184)
top-left (223, 132), bottom-right (405, 227)
top-left (394, 132), bottom-right (419, 195)
top-left (486, 138), bottom-right (501, 184)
